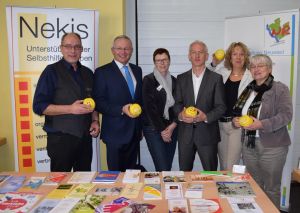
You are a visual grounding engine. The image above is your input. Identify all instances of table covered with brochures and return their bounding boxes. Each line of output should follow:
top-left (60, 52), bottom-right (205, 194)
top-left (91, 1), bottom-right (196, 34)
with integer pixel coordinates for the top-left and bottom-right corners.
top-left (0, 170), bottom-right (279, 212)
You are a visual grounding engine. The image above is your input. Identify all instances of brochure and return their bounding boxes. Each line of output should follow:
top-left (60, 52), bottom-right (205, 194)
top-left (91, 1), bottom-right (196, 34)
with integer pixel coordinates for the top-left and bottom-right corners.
top-left (216, 181), bottom-right (256, 198)
top-left (120, 202), bottom-right (155, 213)
top-left (190, 174), bottom-right (214, 182)
top-left (120, 183), bottom-right (143, 199)
top-left (92, 171), bottom-right (120, 184)
top-left (67, 172), bottom-right (96, 184)
top-left (96, 197), bottom-right (133, 213)
top-left (23, 176), bottom-right (45, 189)
top-left (184, 183), bottom-right (203, 199)
top-left (168, 199), bottom-right (188, 213)
top-left (48, 197), bottom-right (81, 213)
top-left (94, 186), bottom-right (123, 196)
top-left (70, 194), bottom-right (106, 213)
top-left (0, 176), bottom-right (26, 194)
top-left (189, 198), bottom-right (222, 213)
top-left (143, 172), bottom-right (160, 184)
top-left (0, 192), bottom-right (41, 212)
top-left (227, 197), bottom-right (263, 213)
top-left (30, 198), bottom-right (60, 213)
top-left (162, 171), bottom-right (186, 182)
top-left (47, 184), bottom-right (74, 199)
top-left (143, 184), bottom-right (162, 200)
top-left (165, 183), bottom-right (183, 199)
top-left (122, 170), bottom-right (141, 183)
top-left (43, 172), bottom-right (67, 186)
top-left (67, 183), bottom-right (95, 198)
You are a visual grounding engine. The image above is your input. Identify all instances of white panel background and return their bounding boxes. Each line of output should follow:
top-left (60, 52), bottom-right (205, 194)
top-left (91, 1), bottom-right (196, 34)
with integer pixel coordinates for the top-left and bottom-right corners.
top-left (126, 0), bottom-right (300, 172)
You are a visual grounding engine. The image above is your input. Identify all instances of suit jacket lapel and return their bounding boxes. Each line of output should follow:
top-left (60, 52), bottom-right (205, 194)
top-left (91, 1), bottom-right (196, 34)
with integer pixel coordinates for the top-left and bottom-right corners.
top-left (129, 64), bottom-right (138, 96)
top-left (112, 61), bottom-right (133, 100)
top-left (129, 64), bottom-right (142, 100)
top-left (186, 70), bottom-right (196, 105)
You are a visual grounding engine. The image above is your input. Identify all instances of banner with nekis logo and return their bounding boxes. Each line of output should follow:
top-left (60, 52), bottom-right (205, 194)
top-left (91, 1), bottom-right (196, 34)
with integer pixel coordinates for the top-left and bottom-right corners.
top-left (6, 6), bottom-right (99, 172)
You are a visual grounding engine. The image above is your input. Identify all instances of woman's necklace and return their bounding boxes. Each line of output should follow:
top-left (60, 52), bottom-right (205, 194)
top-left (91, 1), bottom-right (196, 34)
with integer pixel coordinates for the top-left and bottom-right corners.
top-left (231, 73), bottom-right (241, 77)
top-left (231, 70), bottom-right (244, 77)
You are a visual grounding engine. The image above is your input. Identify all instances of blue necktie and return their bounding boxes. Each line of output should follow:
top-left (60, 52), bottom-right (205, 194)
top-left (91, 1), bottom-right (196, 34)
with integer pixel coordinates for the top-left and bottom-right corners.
top-left (123, 65), bottom-right (135, 98)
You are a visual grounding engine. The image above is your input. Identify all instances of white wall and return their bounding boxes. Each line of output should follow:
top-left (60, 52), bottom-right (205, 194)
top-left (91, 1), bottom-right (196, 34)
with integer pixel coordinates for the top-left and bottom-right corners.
top-left (126, 0), bottom-right (300, 171)
top-left (136, 0), bottom-right (300, 76)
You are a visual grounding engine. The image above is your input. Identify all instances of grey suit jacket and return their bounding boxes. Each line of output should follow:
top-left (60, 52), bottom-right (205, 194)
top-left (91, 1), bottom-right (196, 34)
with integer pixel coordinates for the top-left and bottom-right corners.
top-left (259, 81), bottom-right (292, 147)
top-left (174, 68), bottom-right (226, 146)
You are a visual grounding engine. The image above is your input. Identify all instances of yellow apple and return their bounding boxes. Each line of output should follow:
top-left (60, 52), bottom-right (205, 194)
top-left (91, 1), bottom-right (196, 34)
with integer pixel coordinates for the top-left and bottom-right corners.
top-left (239, 115), bottom-right (254, 127)
top-left (185, 106), bottom-right (198, 118)
top-left (214, 49), bottom-right (225, 61)
top-left (129, 103), bottom-right (142, 117)
top-left (83, 98), bottom-right (95, 110)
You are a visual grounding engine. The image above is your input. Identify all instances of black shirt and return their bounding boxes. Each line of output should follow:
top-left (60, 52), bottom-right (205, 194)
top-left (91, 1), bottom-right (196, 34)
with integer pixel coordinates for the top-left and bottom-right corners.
top-left (224, 78), bottom-right (240, 117)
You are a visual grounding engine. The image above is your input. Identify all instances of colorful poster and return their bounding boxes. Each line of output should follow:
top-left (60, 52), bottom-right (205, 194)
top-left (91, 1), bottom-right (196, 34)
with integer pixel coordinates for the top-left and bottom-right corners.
top-left (224, 9), bottom-right (299, 210)
top-left (6, 6), bottom-right (99, 172)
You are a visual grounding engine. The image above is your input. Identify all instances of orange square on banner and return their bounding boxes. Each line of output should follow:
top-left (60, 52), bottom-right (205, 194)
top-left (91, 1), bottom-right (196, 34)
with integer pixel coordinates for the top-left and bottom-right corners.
top-left (21, 133), bottom-right (30, 142)
top-left (23, 158), bottom-right (32, 167)
top-left (22, 146), bottom-right (31, 155)
top-left (19, 82), bottom-right (28, 90)
top-left (19, 95), bottom-right (28, 104)
top-left (21, 121), bottom-right (30, 129)
top-left (20, 108), bottom-right (29, 116)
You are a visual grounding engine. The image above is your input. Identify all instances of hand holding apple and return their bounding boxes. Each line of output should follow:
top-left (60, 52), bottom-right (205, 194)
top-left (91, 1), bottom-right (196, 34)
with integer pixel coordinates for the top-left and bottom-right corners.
top-left (83, 98), bottom-right (95, 110)
top-left (239, 115), bottom-right (254, 127)
top-left (214, 49), bottom-right (225, 61)
top-left (129, 103), bottom-right (142, 117)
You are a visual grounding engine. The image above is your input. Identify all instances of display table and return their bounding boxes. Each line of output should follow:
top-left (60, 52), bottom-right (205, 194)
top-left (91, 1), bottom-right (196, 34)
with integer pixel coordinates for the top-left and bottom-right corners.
top-left (0, 171), bottom-right (279, 212)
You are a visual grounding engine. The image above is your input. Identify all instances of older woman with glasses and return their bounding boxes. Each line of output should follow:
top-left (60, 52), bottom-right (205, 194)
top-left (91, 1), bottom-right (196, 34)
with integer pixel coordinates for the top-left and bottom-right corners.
top-left (209, 42), bottom-right (253, 171)
top-left (232, 54), bottom-right (292, 208)
top-left (142, 48), bottom-right (177, 171)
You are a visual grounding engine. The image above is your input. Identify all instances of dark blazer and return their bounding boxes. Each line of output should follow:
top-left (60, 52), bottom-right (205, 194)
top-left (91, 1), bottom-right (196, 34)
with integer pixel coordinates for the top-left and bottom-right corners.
top-left (142, 73), bottom-right (177, 132)
top-left (174, 68), bottom-right (226, 146)
top-left (93, 60), bottom-right (143, 146)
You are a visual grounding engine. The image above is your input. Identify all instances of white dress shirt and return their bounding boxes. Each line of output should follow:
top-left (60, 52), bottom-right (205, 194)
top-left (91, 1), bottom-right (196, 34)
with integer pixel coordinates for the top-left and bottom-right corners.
top-left (242, 91), bottom-right (262, 137)
top-left (192, 69), bottom-right (205, 103)
top-left (114, 60), bottom-right (137, 90)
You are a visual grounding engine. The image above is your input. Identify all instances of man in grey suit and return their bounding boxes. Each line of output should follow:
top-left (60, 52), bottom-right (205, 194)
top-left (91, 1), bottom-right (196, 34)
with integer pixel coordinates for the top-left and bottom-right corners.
top-left (174, 40), bottom-right (226, 171)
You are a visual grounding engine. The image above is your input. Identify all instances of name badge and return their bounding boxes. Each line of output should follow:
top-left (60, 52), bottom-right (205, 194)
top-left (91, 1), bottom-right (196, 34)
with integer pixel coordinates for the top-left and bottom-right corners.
top-left (232, 165), bottom-right (246, 174)
top-left (156, 85), bottom-right (163, 91)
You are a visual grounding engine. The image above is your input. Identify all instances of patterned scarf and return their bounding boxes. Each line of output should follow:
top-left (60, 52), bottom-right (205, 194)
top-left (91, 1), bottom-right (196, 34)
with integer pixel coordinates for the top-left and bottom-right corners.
top-left (153, 68), bottom-right (175, 120)
top-left (232, 75), bottom-right (274, 148)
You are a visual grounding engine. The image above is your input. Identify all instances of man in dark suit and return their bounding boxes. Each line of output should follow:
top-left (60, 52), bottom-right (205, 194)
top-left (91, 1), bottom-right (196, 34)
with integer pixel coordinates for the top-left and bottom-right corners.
top-left (174, 40), bottom-right (226, 171)
top-left (93, 35), bottom-right (143, 171)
